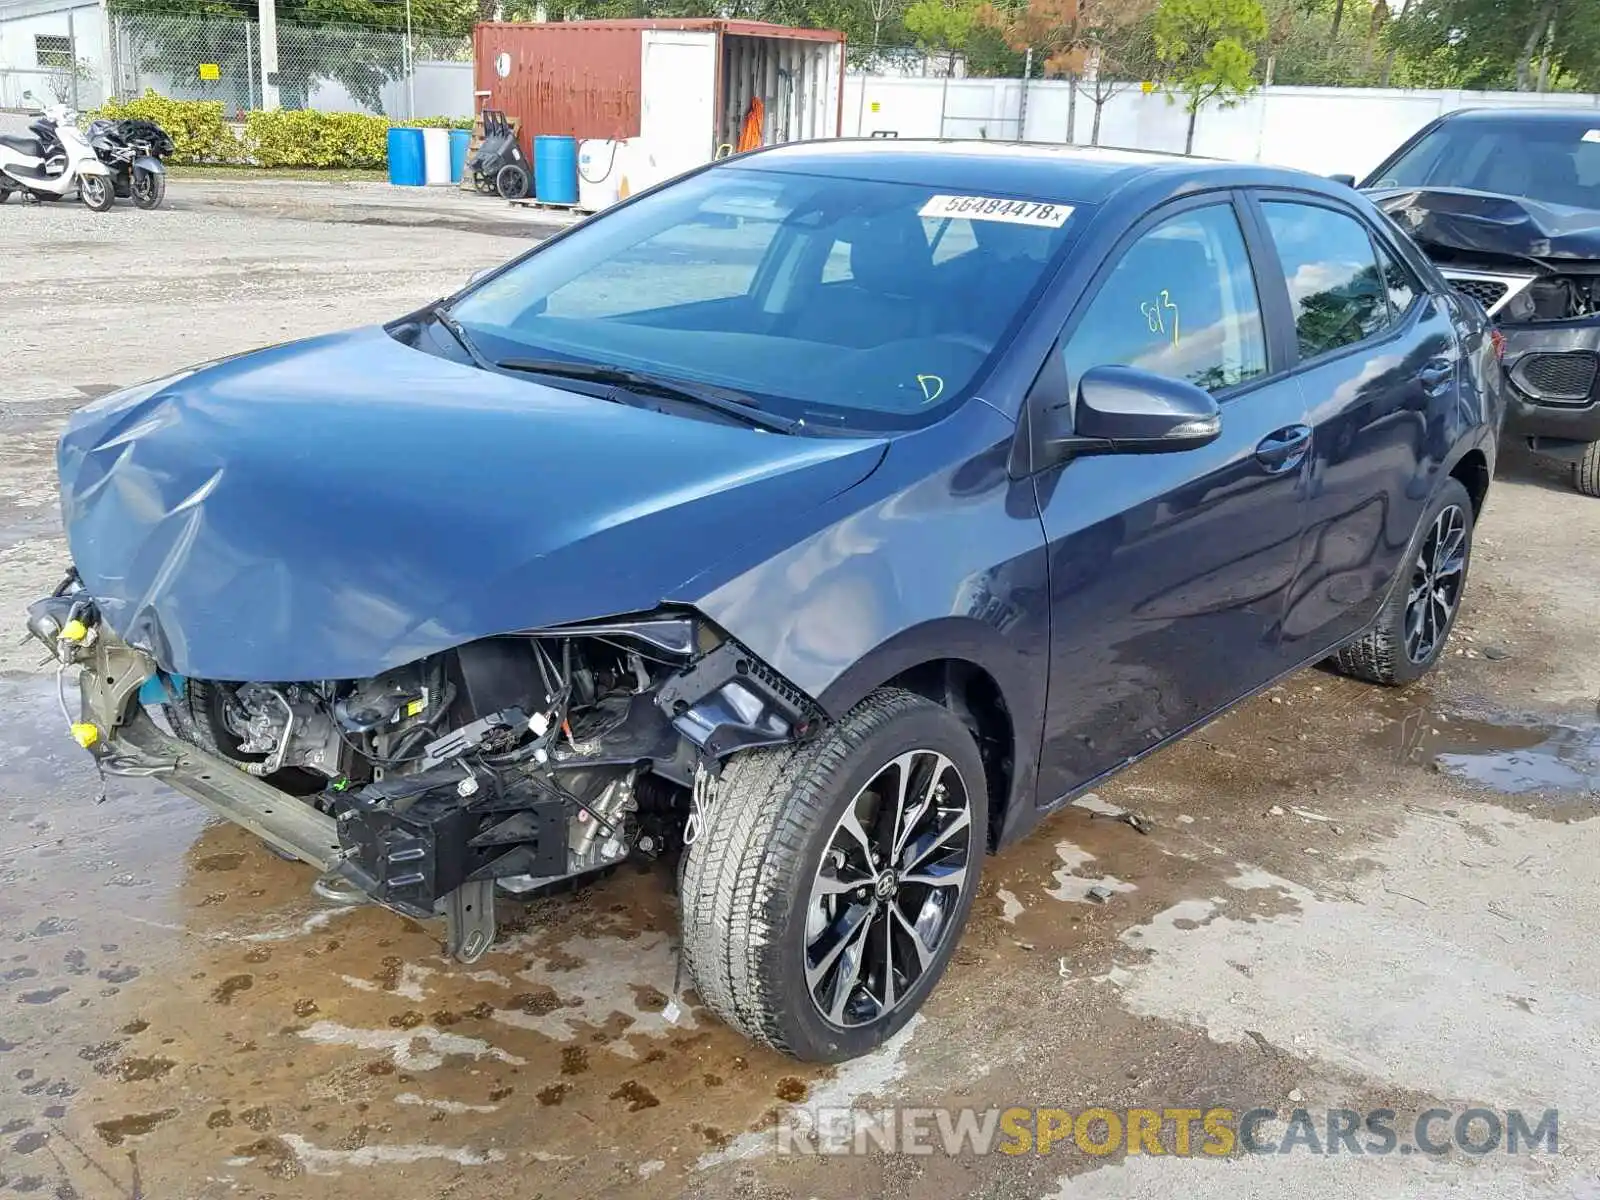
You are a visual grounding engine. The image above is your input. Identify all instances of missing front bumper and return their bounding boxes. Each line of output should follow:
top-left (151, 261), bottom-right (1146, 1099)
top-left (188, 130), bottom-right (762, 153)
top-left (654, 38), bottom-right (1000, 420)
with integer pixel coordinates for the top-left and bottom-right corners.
top-left (117, 712), bottom-right (345, 870)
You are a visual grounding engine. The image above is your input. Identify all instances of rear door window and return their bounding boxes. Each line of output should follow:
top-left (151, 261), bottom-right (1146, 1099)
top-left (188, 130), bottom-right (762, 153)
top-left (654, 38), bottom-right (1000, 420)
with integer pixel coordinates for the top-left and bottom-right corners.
top-left (1261, 202), bottom-right (1389, 360)
top-left (1063, 203), bottom-right (1268, 394)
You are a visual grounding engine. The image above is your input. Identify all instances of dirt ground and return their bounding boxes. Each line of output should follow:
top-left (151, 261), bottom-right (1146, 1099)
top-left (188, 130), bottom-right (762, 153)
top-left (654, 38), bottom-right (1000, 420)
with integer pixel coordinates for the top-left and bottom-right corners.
top-left (2, 180), bottom-right (1598, 1200)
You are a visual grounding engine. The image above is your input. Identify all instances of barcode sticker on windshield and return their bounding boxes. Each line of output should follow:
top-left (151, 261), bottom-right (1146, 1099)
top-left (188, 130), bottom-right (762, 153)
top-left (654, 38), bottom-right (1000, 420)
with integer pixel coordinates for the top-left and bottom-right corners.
top-left (920, 194), bottom-right (1075, 227)
top-left (1584, 129), bottom-right (1600, 143)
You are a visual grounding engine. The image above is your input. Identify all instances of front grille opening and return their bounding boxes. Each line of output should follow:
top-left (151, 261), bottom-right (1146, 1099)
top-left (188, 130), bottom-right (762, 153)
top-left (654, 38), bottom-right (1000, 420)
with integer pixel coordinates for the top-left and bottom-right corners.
top-left (1449, 278), bottom-right (1509, 310)
top-left (1514, 351), bottom-right (1599, 404)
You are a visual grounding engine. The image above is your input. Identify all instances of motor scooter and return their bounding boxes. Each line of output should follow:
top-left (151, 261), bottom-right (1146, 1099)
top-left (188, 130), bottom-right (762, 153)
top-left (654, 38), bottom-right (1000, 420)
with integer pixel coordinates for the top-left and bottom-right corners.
top-left (0, 105), bottom-right (116, 211)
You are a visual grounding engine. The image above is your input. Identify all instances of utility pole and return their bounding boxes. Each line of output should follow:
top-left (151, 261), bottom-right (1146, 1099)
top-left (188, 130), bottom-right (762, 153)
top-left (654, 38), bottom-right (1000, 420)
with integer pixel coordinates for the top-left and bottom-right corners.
top-left (405, 0), bottom-right (416, 119)
top-left (1018, 45), bottom-right (1031, 140)
top-left (68, 7), bottom-right (79, 109)
top-left (258, 0), bottom-right (280, 109)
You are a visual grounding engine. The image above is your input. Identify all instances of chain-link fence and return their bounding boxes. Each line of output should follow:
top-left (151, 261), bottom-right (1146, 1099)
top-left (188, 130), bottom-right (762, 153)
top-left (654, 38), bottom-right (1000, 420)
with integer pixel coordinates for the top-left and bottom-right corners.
top-left (0, 66), bottom-right (84, 109)
top-left (105, 8), bottom-right (471, 119)
top-left (848, 46), bottom-right (967, 78)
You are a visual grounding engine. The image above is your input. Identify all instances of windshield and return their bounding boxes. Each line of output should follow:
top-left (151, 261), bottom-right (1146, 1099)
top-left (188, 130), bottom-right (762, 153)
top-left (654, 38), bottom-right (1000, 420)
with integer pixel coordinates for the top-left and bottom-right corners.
top-left (1370, 116), bottom-right (1600, 211)
top-left (448, 165), bottom-right (1082, 431)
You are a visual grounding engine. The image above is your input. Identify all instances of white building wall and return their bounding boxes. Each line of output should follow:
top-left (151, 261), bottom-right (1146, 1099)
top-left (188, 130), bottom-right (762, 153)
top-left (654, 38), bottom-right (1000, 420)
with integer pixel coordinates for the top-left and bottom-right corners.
top-left (0, 1), bottom-right (104, 108)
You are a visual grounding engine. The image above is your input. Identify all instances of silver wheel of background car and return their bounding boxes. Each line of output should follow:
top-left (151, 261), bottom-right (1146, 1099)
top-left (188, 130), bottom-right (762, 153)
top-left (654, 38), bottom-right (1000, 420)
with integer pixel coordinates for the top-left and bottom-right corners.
top-left (1404, 503), bottom-right (1467, 664)
top-left (804, 749), bottom-right (973, 1029)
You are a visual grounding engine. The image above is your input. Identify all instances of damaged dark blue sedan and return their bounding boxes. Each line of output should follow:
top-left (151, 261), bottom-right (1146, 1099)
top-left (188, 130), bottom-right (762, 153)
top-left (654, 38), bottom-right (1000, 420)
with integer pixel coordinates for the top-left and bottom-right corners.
top-left (31, 141), bottom-right (1503, 1062)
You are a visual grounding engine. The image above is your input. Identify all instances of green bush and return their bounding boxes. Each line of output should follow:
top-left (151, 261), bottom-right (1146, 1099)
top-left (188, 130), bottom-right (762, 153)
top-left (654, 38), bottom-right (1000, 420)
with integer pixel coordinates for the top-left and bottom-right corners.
top-left (245, 108), bottom-right (391, 169)
top-left (95, 94), bottom-right (472, 170)
top-left (401, 115), bottom-right (474, 131)
top-left (92, 91), bottom-right (239, 164)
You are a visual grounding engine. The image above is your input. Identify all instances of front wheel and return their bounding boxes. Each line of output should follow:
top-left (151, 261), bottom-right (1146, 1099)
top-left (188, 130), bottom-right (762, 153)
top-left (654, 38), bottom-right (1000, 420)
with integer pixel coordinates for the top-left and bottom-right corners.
top-left (0, 184), bottom-right (11, 204)
top-left (679, 688), bottom-right (987, 1062)
top-left (1576, 441), bottom-right (1600, 497)
top-left (1329, 477), bottom-right (1474, 685)
top-left (131, 167), bottom-right (166, 210)
top-left (79, 174), bottom-right (113, 212)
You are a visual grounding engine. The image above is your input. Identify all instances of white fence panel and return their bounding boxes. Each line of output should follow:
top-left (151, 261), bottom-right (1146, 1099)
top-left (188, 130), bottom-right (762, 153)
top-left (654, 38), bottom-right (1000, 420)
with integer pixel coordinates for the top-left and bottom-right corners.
top-left (843, 75), bottom-right (1600, 177)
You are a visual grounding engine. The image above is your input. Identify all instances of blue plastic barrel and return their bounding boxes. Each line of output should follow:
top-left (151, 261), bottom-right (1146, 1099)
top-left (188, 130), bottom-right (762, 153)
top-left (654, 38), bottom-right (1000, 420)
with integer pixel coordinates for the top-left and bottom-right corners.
top-left (387, 127), bottom-right (425, 187)
top-left (447, 128), bottom-right (471, 183)
top-left (534, 135), bottom-right (578, 205)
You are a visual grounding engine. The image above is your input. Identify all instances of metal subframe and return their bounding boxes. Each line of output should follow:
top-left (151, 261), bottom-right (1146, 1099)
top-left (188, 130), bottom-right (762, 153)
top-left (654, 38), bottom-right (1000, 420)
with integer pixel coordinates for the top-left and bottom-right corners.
top-left (119, 713), bottom-right (501, 961)
top-left (118, 713), bottom-right (344, 869)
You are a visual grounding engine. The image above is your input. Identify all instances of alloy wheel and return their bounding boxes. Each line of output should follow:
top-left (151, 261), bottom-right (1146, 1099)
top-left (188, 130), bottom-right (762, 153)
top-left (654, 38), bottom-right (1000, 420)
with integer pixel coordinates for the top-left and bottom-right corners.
top-left (1404, 503), bottom-right (1467, 663)
top-left (804, 749), bottom-right (973, 1028)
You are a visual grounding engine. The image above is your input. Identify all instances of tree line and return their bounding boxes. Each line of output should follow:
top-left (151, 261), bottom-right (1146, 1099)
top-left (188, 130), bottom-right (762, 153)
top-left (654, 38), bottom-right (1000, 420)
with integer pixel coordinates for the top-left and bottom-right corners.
top-left (111, 0), bottom-right (1598, 126)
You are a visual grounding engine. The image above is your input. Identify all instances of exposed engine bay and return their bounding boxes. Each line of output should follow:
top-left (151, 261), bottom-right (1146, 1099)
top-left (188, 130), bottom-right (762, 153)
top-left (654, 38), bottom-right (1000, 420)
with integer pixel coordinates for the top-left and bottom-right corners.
top-left (1373, 188), bottom-right (1600, 455)
top-left (27, 582), bottom-right (820, 960)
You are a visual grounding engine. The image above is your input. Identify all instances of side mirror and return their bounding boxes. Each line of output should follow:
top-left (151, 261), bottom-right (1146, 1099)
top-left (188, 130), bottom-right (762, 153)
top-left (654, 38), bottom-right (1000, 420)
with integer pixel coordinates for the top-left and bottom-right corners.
top-left (1328, 173), bottom-right (1357, 187)
top-left (1049, 364), bottom-right (1221, 456)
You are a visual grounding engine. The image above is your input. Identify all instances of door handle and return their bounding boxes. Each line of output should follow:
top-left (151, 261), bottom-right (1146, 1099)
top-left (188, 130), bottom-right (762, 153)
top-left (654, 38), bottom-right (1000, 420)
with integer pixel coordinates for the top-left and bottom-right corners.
top-left (1418, 359), bottom-right (1455, 394)
top-left (1254, 424), bottom-right (1312, 473)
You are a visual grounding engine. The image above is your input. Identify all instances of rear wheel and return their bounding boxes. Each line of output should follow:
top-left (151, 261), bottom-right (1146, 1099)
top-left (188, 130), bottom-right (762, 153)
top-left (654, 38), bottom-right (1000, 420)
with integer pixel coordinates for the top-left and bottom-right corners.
top-left (79, 175), bottom-right (113, 212)
top-left (1576, 441), bottom-right (1600, 497)
top-left (495, 163), bottom-right (529, 200)
top-left (679, 688), bottom-right (986, 1062)
top-left (1329, 477), bottom-right (1474, 685)
top-left (131, 167), bottom-right (165, 210)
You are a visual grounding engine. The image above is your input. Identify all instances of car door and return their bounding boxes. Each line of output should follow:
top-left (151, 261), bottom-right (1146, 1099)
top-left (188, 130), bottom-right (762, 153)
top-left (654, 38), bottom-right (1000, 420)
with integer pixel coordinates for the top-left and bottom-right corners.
top-left (1030, 194), bottom-right (1312, 807)
top-left (1247, 191), bottom-right (1459, 656)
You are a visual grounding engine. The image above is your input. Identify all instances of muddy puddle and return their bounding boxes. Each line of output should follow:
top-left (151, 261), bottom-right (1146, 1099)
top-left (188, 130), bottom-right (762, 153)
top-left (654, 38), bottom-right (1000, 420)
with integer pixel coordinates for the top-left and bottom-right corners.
top-left (3, 659), bottom-right (1584, 1196)
top-left (0, 657), bottom-right (1309, 1198)
top-left (1365, 691), bottom-right (1600, 802)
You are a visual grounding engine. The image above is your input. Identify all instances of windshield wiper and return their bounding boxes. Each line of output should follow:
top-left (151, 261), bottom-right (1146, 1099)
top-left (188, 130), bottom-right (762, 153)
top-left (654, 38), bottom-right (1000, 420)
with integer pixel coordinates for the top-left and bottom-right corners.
top-left (497, 358), bottom-right (801, 434)
top-left (427, 301), bottom-right (496, 372)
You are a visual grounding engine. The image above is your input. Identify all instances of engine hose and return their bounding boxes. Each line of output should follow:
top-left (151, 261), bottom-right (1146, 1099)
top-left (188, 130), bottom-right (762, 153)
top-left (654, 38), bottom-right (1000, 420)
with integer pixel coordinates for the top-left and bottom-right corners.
top-left (164, 694), bottom-right (276, 777)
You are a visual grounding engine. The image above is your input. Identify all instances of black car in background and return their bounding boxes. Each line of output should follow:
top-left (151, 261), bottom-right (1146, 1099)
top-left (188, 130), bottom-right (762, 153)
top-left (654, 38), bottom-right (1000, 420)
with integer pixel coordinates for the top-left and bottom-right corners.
top-left (1357, 108), bottom-right (1600, 496)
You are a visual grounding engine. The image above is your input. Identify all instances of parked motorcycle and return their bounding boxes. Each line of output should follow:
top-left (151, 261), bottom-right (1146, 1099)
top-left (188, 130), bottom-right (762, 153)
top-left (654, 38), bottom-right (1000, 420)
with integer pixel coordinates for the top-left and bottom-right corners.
top-left (0, 105), bottom-right (115, 211)
top-left (86, 118), bottom-right (172, 210)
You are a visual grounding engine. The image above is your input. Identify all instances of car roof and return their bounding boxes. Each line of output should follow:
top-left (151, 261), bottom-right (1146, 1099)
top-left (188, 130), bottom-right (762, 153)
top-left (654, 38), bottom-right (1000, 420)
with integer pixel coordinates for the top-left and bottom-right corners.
top-left (1437, 106), bottom-right (1600, 126)
top-left (722, 138), bottom-right (1345, 207)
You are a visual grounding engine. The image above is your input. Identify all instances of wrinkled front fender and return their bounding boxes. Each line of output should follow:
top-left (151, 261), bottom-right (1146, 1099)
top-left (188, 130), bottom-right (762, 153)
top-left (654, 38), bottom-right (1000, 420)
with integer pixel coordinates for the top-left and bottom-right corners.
top-left (674, 400), bottom-right (1051, 840)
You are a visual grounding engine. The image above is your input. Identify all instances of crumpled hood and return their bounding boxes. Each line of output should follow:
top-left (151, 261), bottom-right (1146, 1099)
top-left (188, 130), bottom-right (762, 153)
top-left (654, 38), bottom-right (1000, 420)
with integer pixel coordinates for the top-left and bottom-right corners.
top-left (1371, 187), bottom-right (1600, 266)
top-left (59, 328), bottom-right (886, 681)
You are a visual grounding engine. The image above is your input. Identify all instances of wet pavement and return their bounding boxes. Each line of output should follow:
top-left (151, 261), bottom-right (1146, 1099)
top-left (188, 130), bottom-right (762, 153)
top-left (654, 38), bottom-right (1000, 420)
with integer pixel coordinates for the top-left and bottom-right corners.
top-left (4, 192), bottom-right (1600, 1198)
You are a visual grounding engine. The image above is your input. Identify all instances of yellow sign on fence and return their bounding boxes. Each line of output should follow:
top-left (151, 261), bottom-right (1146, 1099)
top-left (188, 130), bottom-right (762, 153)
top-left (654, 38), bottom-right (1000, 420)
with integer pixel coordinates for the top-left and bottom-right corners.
top-left (199, 63), bottom-right (220, 81)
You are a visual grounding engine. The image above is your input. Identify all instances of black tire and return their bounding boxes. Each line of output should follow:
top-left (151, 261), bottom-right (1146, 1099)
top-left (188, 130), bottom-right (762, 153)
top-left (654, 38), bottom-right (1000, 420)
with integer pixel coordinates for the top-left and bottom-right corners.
top-left (680, 688), bottom-right (987, 1062)
top-left (495, 163), bottom-right (530, 200)
top-left (0, 185), bottom-right (11, 204)
top-left (79, 175), bottom-right (113, 212)
top-left (1329, 477), bottom-right (1474, 686)
top-left (473, 171), bottom-right (496, 195)
top-left (1576, 441), bottom-right (1600, 497)
top-left (131, 167), bottom-right (166, 210)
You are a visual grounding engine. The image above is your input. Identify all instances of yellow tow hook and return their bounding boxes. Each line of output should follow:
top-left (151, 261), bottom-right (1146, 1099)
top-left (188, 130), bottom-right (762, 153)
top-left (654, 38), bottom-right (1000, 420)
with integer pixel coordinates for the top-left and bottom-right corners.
top-left (70, 722), bottom-right (100, 749)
